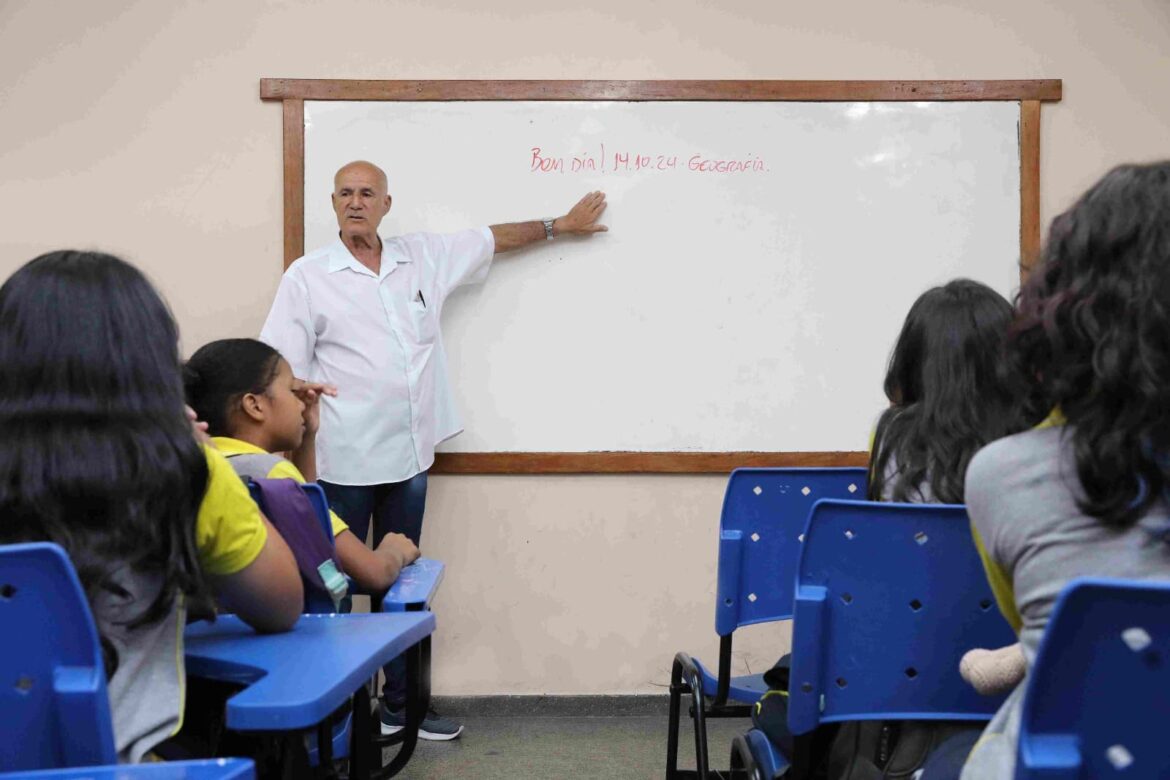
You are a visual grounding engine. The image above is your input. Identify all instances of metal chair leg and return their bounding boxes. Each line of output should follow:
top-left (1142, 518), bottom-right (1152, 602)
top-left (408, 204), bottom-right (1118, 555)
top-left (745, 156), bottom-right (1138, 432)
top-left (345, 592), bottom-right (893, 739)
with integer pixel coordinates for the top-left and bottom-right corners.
top-left (666, 654), bottom-right (685, 777)
top-left (382, 635), bottom-right (430, 778)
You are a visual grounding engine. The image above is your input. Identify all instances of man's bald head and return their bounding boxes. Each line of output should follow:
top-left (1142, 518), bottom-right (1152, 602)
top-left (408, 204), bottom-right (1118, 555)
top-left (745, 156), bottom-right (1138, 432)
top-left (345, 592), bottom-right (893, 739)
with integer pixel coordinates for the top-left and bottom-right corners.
top-left (332, 160), bottom-right (392, 241)
top-left (334, 160), bottom-right (388, 194)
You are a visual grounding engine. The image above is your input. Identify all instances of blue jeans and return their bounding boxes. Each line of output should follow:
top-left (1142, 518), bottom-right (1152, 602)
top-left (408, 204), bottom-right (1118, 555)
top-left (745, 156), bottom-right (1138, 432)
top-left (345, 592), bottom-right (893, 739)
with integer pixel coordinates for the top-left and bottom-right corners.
top-left (321, 471), bottom-right (428, 709)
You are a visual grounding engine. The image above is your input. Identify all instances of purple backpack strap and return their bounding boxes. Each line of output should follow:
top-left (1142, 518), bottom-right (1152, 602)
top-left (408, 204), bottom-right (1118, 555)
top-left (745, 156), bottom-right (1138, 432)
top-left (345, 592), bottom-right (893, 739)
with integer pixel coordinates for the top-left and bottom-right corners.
top-left (247, 477), bottom-right (347, 610)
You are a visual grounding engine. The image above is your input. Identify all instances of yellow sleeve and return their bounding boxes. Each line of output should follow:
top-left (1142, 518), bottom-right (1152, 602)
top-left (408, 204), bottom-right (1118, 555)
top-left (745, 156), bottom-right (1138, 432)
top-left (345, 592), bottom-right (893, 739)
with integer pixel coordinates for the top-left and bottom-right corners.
top-left (970, 521), bottom-right (1022, 633)
top-left (328, 510), bottom-right (349, 537)
top-left (196, 446), bottom-right (268, 576)
top-left (262, 458), bottom-right (350, 537)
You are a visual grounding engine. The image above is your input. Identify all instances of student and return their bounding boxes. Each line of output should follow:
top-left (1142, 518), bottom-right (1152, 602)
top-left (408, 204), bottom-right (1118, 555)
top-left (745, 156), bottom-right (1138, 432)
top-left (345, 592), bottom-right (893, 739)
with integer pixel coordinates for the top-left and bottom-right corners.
top-left (183, 338), bottom-right (421, 593)
top-left (847, 280), bottom-right (1033, 776)
top-left (0, 251), bottom-right (303, 763)
top-left (950, 161), bottom-right (1170, 779)
top-left (868, 278), bottom-right (1034, 504)
top-left (754, 279), bottom-right (1035, 775)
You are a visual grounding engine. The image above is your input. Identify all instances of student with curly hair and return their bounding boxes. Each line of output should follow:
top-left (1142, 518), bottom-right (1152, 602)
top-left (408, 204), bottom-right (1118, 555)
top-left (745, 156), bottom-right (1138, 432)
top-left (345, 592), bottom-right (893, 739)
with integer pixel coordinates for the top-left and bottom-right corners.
top-left (947, 161), bottom-right (1170, 778)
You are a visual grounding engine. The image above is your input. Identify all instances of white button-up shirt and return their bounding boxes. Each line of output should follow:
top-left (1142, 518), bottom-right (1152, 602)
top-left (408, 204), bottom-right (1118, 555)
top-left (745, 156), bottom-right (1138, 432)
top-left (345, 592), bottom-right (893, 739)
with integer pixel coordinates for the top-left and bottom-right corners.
top-left (260, 227), bottom-right (494, 485)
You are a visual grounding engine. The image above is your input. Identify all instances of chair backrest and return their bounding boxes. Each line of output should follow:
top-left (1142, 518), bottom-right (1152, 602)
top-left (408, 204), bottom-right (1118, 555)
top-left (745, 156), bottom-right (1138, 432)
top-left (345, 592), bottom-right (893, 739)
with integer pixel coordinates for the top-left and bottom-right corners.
top-left (787, 499), bottom-right (1016, 735)
top-left (0, 542), bottom-right (117, 770)
top-left (1016, 578), bottom-right (1170, 780)
top-left (716, 468), bottom-right (866, 635)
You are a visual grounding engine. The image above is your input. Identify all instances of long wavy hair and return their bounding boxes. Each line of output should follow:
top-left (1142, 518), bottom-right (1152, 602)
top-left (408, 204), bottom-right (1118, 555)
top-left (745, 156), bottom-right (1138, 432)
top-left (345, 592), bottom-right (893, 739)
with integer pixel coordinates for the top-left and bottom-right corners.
top-left (0, 251), bottom-right (211, 673)
top-left (868, 279), bottom-right (1033, 503)
top-left (1008, 160), bottom-right (1170, 529)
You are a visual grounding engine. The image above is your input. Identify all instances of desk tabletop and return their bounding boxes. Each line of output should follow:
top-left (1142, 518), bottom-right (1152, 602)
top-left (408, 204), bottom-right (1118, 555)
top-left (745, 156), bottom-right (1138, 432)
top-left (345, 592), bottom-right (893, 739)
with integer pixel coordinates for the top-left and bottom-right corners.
top-left (382, 558), bottom-right (445, 612)
top-left (185, 612), bottom-right (434, 731)
top-left (0, 758), bottom-right (256, 779)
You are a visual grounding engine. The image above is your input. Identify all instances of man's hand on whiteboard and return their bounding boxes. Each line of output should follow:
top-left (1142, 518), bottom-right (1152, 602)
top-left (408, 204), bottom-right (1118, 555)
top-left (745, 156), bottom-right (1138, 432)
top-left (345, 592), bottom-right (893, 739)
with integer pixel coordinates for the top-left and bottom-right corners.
top-left (555, 191), bottom-right (609, 236)
top-left (489, 190), bottom-right (608, 254)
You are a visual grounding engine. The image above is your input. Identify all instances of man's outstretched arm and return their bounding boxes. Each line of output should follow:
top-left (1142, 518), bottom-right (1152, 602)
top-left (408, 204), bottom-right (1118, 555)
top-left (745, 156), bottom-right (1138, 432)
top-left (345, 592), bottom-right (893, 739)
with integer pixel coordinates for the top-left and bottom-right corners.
top-left (490, 191), bottom-right (608, 254)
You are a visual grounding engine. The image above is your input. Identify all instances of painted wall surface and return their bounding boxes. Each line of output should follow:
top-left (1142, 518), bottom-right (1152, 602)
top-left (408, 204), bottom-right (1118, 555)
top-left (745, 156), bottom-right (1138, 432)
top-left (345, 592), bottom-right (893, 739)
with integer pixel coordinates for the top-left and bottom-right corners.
top-left (1, 0), bottom-right (1167, 694)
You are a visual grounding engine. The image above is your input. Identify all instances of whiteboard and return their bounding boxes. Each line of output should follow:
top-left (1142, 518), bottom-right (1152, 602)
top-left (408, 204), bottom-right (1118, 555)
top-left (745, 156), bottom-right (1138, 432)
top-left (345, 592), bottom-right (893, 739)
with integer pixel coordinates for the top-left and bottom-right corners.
top-left (304, 100), bottom-right (1020, 453)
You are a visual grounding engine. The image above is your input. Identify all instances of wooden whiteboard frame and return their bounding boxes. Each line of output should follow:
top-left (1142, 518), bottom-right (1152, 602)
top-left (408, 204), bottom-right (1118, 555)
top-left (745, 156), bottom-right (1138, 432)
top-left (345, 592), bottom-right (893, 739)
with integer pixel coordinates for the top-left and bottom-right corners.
top-left (261, 79), bottom-right (1061, 474)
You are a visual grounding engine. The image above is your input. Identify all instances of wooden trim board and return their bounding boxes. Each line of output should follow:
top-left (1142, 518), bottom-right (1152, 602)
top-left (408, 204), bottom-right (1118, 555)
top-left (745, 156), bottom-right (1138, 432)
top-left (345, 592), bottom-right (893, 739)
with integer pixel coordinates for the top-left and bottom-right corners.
top-left (431, 451), bottom-right (870, 474)
top-left (281, 99), bottom-right (305, 267)
top-left (261, 79), bottom-right (1061, 102)
top-left (1019, 99), bottom-right (1042, 280)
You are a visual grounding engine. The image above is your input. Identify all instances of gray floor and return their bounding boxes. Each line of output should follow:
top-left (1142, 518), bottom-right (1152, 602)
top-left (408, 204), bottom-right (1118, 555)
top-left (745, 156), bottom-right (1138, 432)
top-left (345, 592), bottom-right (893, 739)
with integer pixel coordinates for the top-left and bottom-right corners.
top-left (396, 714), bottom-right (746, 779)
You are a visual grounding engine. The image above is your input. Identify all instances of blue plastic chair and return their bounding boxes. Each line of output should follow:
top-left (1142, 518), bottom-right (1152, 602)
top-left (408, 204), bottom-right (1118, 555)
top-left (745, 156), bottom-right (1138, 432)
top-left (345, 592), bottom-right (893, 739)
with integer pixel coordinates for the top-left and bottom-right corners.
top-left (666, 467), bottom-right (867, 779)
top-left (0, 542), bottom-right (254, 778)
top-left (1015, 578), bottom-right (1170, 779)
top-left (735, 499), bottom-right (1016, 779)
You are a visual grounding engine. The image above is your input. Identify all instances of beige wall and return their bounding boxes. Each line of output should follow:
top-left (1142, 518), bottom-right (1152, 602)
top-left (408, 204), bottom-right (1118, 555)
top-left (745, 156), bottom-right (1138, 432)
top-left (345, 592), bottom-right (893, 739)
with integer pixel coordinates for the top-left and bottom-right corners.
top-left (2, 0), bottom-right (1167, 694)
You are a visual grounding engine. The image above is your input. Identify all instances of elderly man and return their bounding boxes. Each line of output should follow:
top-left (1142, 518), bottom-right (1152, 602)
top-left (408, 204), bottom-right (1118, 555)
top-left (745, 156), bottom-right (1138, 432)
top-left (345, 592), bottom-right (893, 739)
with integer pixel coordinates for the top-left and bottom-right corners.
top-left (260, 160), bottom-right (607, 739)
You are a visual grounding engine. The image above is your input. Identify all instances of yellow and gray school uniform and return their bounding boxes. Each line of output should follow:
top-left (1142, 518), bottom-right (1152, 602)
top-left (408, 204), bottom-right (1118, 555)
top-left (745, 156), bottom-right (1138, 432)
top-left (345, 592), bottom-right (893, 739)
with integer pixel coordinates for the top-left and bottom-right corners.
top-left (210, 436), bottom-right (349, 539)
top-left (99, 446), bottom-right (268, 763)
top-left (960, 415), bottom-right (1170, 778)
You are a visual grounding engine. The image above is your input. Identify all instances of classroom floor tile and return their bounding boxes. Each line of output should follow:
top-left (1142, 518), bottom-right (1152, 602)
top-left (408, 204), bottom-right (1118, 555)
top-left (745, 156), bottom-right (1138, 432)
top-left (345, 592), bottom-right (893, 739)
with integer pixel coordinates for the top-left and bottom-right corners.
top-left (392, 713), bottom-right (746, 779)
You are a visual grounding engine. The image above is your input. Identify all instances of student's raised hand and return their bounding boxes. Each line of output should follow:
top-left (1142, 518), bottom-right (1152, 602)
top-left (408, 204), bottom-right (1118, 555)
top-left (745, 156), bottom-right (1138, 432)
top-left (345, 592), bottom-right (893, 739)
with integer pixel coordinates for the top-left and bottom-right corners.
top-left (293, 379), bottom-right (338, 436)
top-left (557, 191), bottom-right (608, 235)
top-left (376, 532), bottom-right (421, 568)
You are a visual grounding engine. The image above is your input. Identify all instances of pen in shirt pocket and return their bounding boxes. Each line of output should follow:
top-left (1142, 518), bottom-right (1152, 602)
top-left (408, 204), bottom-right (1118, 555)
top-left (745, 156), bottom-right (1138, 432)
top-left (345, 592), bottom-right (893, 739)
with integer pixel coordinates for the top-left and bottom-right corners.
top-left (415, 289), bottom-right (426, 308)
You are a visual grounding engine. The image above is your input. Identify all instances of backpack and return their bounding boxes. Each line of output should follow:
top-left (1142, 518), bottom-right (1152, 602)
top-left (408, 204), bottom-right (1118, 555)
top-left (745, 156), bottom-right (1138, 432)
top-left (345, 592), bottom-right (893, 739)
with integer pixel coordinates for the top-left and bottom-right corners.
top-left (825, 720), bottom-right (981, 779)
top-left (754, 655), bottom-right (981, 779)
top-left (244, 475), bottom-right (349, 613)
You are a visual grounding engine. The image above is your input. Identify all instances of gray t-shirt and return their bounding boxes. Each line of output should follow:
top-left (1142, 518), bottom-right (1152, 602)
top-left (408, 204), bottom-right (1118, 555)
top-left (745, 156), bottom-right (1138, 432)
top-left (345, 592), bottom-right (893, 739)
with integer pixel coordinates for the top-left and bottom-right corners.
top-left (960, 425), bottom-right (1170, 778)
top-left (93, 569), bottom-right (184, 763)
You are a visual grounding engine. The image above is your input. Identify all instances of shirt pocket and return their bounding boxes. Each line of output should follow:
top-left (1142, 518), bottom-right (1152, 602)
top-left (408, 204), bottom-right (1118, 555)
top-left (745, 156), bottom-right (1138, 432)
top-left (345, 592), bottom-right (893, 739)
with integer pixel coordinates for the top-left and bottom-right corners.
top-left (408, 299), bottom-right (438, 345)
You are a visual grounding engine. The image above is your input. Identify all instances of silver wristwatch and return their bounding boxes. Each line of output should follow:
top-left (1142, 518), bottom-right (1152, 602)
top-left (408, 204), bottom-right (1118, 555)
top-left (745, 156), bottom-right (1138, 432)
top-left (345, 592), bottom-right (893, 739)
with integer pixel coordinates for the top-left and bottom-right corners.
top-left (542, 218), bottom-right (555, 241)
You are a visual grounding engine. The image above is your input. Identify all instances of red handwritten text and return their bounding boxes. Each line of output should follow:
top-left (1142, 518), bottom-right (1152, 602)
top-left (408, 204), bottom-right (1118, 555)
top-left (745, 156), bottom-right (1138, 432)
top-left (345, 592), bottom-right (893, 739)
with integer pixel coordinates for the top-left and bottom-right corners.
top-left (530, 145), bottom-right (768, 175)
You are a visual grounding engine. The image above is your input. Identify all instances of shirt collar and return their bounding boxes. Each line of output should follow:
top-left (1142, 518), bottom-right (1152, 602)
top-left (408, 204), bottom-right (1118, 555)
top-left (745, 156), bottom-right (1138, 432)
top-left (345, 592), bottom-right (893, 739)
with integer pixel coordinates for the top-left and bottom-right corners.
top-left (211, 436), bottom-right (269, 456)
top-left (326, 235), bottom-right (413, 277)
top-left (1035, 408), bottom-right (1067, 430)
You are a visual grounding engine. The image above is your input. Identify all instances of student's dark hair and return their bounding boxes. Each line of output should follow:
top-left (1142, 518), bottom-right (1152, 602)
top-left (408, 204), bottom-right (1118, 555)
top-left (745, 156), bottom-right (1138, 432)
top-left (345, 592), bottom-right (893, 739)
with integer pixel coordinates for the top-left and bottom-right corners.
top-left (868, 279), bottom-right (1033, 503)
top-left (183, 339), bottom-right (283, 437)
top-left (0, 250), bottom-right (212, 673)
top-left (1007, 160), bottom-right (1170, 530)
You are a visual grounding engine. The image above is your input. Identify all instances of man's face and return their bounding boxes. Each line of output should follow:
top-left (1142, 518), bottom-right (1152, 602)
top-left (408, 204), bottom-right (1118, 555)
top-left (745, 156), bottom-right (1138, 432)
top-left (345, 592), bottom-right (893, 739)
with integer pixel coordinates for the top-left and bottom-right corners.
top-left (331, 164), bottom-right (391, 236)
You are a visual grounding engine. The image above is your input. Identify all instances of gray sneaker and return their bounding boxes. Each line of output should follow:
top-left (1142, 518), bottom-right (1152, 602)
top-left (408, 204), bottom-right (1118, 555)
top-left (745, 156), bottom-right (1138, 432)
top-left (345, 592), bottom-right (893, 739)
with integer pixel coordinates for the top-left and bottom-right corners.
top-left (379, 701), bottom-right (464, 741)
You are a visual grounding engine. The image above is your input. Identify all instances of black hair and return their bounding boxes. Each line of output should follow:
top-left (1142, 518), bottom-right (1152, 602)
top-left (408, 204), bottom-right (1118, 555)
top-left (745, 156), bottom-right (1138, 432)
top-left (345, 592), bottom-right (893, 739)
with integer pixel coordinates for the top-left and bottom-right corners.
top-left (868, 278), bottom-right (1035, 503)
top-left (1008, 160), bottom-right (1170, 530)
top-left (184, 339), bottom-right (283, 437)
top-left (0, 250), bottom-right (212, 672)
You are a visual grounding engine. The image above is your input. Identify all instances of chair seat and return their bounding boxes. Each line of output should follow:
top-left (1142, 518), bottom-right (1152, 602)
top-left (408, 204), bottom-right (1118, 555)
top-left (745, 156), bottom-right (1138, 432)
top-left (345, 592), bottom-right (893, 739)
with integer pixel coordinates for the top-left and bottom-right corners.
top-left (694, 658), bottom-right (770, 704)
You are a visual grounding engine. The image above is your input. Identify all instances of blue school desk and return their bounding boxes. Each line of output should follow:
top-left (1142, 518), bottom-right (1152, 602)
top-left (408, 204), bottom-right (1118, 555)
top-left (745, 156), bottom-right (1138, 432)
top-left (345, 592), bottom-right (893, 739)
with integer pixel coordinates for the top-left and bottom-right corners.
top-left (184, 611), bottom-right (434, 778)
top-left (381, 558), bottom-right (445, 612)
top-left (0, 759), bottom-right (255, 779)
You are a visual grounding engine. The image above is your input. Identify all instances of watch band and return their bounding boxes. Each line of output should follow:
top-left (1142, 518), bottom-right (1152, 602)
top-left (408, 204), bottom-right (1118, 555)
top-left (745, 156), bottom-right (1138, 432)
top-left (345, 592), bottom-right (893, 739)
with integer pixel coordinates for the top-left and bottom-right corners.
top-left (542, 218), bottom-right (555, 241)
